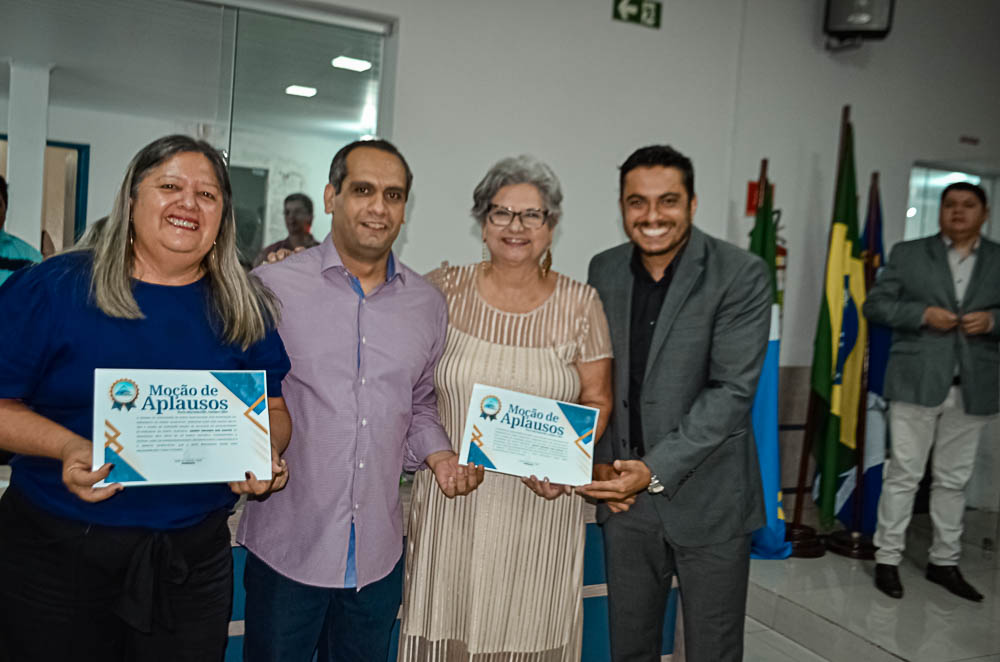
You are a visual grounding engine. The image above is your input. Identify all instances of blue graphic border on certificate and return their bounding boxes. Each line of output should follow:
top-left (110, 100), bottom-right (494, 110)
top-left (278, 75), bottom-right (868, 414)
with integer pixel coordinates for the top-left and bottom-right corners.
top-left (467, 424), bottom-right (497, 469)
top-left (211, 371), bottom-right (266, 414)
top-left (557, 402), bottom-right (597, 451)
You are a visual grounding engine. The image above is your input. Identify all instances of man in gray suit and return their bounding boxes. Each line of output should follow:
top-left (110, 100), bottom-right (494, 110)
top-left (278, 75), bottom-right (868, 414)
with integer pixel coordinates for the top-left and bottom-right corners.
top-left (579, 145), bottom-right (771, 662)
top-left (865, 181), bottom-right (998, 602)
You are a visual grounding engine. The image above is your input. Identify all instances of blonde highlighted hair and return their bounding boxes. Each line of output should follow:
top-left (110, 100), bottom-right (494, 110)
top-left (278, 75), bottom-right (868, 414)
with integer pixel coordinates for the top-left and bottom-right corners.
top-left (85, 135), bottom-right (279, 349)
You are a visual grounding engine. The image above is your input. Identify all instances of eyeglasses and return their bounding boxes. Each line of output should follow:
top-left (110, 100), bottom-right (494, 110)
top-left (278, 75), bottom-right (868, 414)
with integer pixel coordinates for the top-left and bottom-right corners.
top-left (487, 205), bottom-right (549, 229)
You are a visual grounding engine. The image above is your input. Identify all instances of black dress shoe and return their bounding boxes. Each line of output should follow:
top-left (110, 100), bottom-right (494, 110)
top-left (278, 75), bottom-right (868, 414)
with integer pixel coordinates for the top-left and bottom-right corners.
top-left (925, 563), bottom-right (984, 602)
top-left (874, 563), bottom-right (903, 598)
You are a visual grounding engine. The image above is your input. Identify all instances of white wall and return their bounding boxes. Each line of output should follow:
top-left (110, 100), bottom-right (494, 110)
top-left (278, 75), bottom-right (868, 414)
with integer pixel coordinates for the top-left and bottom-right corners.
top-left (46, 105), bottom-right (188, 224)
top-left (298, 0), bottom-right (1000, 366)
top-left (728, 0), bottom-right (1000, 364)
top-left (7, 0), bottom-right (1000, 368)
top-left (324, 0), bottom-right (745, 276)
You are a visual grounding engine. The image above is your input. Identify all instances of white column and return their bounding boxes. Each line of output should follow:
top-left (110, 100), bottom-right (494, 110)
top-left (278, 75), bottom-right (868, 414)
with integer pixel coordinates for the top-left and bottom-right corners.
top-left (4, 60), bottom-right (51, 248)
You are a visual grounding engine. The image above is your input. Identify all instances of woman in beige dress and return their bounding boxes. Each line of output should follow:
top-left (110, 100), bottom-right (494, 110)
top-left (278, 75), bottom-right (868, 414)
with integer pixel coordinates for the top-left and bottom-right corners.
top-left (399, 156), bottom-right (613, 660)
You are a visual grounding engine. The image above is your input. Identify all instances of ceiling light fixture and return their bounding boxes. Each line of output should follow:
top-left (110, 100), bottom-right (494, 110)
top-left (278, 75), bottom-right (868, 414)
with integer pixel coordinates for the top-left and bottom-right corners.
top-left (332, 56), bottom-right (372, 72)
top-left (285, 85), bottom-right (317, 98)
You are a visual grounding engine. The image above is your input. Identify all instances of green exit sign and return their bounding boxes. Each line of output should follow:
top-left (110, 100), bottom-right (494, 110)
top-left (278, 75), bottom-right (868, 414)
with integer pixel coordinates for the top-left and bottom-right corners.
top-left (613, 0), bottom-right (662, 29)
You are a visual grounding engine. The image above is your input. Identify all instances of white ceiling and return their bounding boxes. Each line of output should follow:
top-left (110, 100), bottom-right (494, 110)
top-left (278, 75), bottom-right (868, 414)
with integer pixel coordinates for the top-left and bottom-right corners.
top-left (0, 0), bottom-right (383, 136)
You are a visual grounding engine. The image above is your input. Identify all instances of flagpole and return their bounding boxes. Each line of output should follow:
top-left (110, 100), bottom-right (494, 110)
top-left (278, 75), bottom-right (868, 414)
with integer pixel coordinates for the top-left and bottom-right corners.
top-left (827, 171), bottom-right (879, 559)
top-left (788, 104), bottom-right (852, 557)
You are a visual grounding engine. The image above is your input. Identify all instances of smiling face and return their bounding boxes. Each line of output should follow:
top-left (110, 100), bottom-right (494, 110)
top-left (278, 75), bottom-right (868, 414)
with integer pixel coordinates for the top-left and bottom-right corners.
top-left (130, 151), bottom-right (223, 277)
top-left (939, 189), bottom-right (988, 244)
top-left (324, 146), bottom-right (407, 263)
top-left (483, 183), bottom-right (553, 268)
top-left (620, 165), bottom-right (696, 262)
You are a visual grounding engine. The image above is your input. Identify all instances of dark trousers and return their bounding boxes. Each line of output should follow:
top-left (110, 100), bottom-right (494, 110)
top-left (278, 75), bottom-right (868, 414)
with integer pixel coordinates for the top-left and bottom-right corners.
top-left (0, 486), bottom-right (233, 662)
top-left (242, 550), bottom-right (403, 662)
top-left (601, 493), bottom-right (752, 662)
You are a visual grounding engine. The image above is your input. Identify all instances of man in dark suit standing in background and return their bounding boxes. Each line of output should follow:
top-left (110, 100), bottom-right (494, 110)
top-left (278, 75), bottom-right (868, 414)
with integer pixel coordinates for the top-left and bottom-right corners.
top-left (865, 182), bottom-right (998, 602)
top-left (580, 145), bottom-right (772, 662)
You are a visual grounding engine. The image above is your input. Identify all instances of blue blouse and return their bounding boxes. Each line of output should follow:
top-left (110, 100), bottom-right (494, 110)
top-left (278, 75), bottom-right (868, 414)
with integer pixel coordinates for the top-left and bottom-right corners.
top-left (0, 253), bottom-right (290, 529)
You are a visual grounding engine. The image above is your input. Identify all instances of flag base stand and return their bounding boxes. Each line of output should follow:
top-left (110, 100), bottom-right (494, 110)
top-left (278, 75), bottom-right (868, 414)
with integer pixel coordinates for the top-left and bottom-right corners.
top-left (825, 530), bottom-right (876, 560)
top-left (786, 523), bottom-right (826, 558)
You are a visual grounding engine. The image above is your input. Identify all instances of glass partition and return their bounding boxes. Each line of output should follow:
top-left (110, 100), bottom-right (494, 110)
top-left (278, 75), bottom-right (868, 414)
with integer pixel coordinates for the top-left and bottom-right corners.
top-left (1, 0), bottom-right (388, 255)
top-left (0, 0), bottom-right (236, 237)
top-left (228, 8), bottom-right (385, 265)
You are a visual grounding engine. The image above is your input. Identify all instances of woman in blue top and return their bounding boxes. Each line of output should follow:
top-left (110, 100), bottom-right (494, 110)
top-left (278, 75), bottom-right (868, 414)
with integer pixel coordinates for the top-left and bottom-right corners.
top-left (0, 135), bottom-right (292, 661)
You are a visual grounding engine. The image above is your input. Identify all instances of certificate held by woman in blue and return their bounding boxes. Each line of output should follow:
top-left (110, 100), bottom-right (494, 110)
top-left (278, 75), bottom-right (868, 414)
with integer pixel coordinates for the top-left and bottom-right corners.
top-left (93, 368), bottom-right (273, 486)
top-left (458, 383), bottom-right (598, 486)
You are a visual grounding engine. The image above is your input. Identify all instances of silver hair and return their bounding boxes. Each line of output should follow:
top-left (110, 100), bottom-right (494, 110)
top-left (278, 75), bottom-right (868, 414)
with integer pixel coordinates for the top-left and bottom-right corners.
top-left (81, 135), bottom-right (280, 349)
top-left (470, 155), bottom-right (563, 227)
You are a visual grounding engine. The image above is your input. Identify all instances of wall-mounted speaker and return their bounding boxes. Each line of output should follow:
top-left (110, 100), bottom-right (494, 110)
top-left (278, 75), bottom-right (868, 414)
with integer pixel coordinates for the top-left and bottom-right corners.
top-left (824, 0), bottom-right (894, 40)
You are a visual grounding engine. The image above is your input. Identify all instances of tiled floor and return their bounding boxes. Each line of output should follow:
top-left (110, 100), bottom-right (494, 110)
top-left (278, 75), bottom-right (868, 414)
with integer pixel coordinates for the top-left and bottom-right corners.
top-left (744, 617), bottom-right (829, 662)
top-left (748, 533), bottom-right (1000, 662)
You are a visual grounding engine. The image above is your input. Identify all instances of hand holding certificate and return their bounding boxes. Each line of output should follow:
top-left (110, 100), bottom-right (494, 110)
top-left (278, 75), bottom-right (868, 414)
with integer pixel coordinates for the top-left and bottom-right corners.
top-left (458, 384), bottom-right (598, 486)
top-left (93, 369), bottom-right (276, 487)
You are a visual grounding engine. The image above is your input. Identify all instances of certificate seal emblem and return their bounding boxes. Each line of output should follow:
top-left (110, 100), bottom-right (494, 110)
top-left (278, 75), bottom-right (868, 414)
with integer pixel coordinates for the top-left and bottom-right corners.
top-left (480, 395), bottom-right (502, 421)
top-left (110, 378), bottom-right (139, 411)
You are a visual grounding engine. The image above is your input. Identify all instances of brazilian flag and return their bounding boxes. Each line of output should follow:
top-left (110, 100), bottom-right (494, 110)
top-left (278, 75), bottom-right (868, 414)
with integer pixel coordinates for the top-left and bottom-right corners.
top-left (811, 117), bottom-right (868, 527)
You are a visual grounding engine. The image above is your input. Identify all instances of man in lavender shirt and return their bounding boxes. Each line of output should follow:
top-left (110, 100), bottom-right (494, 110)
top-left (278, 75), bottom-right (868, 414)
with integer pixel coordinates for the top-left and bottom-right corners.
top-left (237, 139), bottom-right (483, 662)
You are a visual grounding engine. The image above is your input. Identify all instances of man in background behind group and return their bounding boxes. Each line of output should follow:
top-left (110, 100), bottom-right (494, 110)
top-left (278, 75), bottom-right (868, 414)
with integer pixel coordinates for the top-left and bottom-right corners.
top-left (0, 176), bottom-right (43, 285)
top-left (866, 181), bottom-right (999, 602)
top-left (253, 192), bottom-right (320, 266)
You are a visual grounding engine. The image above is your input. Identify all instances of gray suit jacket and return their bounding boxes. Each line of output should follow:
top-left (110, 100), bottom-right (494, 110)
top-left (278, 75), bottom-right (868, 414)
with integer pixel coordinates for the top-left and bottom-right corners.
top-left (862, 234), bottom-right (1000, 416)
top-left (587, 227), bottom-right (771, 547)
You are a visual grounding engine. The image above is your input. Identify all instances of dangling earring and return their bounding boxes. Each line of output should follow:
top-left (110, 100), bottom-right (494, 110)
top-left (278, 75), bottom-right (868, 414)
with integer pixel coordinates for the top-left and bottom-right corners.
top-left (482, 239), bottom-right (490, 262)
top-left (540, 248), bottom-right (552, 277)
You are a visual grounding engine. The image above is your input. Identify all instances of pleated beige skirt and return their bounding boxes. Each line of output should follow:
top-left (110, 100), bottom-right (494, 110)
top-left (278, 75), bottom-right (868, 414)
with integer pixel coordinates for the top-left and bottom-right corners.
top-left (398, 264), bottom-right (613, 661)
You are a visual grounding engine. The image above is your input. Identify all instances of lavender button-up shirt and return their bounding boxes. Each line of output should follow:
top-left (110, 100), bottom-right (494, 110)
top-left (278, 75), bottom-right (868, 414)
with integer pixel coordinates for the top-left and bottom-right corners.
top-left (237, 237), bottom-right (451, 588)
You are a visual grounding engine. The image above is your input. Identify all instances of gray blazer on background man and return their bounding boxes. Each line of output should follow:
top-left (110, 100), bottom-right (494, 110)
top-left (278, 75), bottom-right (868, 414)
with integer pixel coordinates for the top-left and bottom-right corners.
top-left (863, 181), bottom-right (998, 603)
top-left (864, 234), bottom-right (1000, 416)
top-left (588, 226), bottom-right (770, 544)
